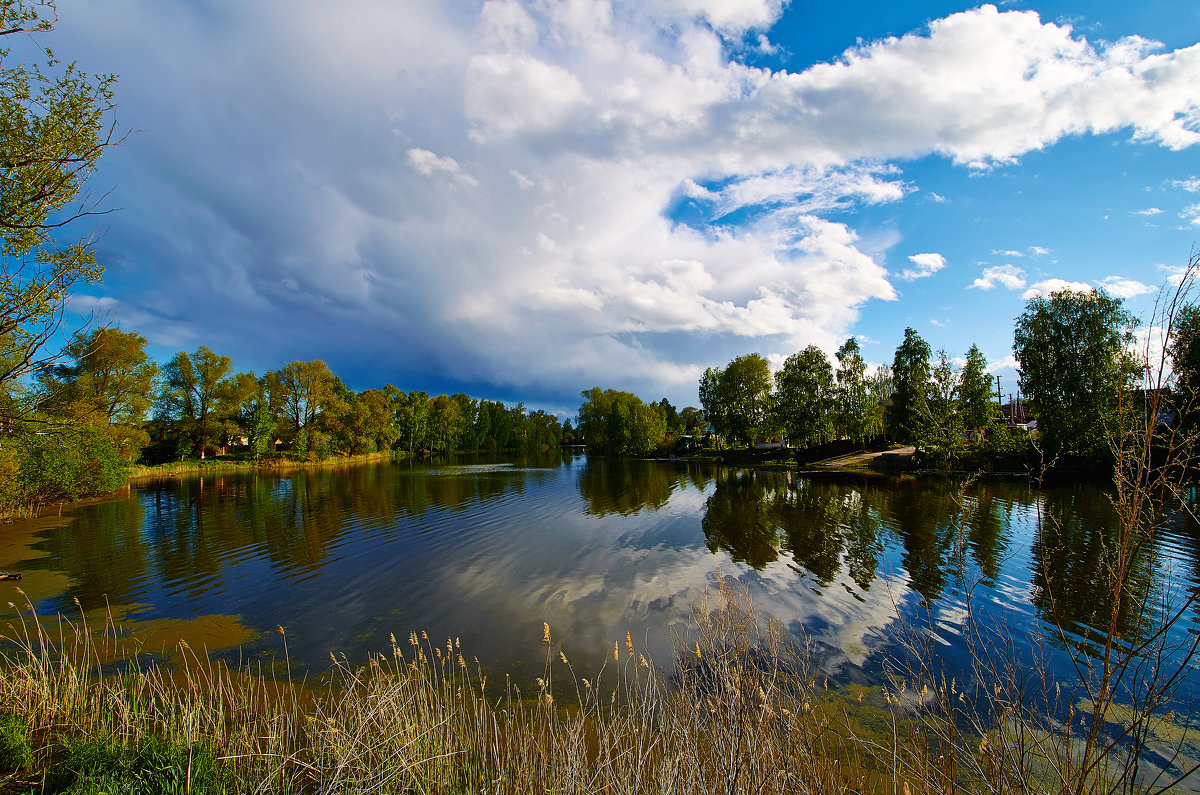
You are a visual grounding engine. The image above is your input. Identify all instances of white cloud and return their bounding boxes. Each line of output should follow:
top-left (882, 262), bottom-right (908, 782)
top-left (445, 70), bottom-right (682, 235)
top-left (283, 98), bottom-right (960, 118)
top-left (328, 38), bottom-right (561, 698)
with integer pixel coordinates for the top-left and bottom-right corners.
top-left (969, 264), bottom-right (1026, 290)
top-left (992, 249), bottom-right (1024, 257)
top-left (47, 0), bottom-right (1200, 405)
top-left (650, 0), bottom-right (786, 33)
top-left (1171, 177), bottom-right (1200, 192)
top-left (987, 354), bottom-right (1019, 374)
top-left (899, 252), bottom-right (946, 281)
top-left (1099, 276), bottom-right (1154, 299)
top-left (1183, 203), bottom-right (1200, 225)
top-left (1133, 207), bottom-right (1163, 215)
top-left (1022, 278), bottom-right (1094, 299)
top-left (1028, 245), bottom-right (1050, 257)
top-left (406, 148), bottom-right (478, 187)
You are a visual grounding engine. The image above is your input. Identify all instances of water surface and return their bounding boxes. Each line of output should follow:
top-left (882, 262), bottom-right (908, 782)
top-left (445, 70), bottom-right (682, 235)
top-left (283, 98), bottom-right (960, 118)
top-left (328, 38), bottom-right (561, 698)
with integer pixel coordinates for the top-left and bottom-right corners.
top-left (3, 453), bottom-right (1197, 703)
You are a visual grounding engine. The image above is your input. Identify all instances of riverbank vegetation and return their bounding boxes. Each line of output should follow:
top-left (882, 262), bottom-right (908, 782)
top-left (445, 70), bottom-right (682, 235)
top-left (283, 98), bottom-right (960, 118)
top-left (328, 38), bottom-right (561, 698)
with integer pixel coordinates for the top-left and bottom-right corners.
top-left (687, 262), bottom-right (1200, 478)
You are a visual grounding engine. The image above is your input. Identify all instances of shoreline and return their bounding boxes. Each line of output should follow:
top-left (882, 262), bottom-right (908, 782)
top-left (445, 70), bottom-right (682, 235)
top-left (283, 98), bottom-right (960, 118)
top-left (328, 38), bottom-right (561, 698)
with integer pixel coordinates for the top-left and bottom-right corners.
top-left (124, 449), bottom-right (409, 481)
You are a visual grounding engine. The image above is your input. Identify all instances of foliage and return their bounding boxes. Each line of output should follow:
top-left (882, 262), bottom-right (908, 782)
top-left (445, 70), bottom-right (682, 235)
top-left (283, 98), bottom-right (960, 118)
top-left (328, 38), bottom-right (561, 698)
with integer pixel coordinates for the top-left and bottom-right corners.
top-left (0, 423), bottom-right (126, 514)
top-left (834, 337), bottom-right (878, 444)
top-left (50, 736), bottom-right (227, 795)
top-left (958, 343), bottom-right (996, 431)
top-left (36, 327), bottom-right (158, 461)
top-left (1013, 289), bottom-right (1137, 460)
top-left (924, 347), bottom-right (961, 457)
top-left (887, 327), bottom-right (932, 445)
top-left (263, 359), bottom-right (341, 441)
top-left (0, 0), bottom-right (119, 409)
top-left (394, 389), bottom-right (429, 452)
top-left (699, 353), bottom-right (776, 446)
top-left (578, 387), bottom-right (666, 455)
top-left (0, 713), bottom-right (31, 772)
top-left (774, 344), bottom-right (835, 447)
top-left (980, 422), bottom-right (1032, 462)
top-left (156, 346), bottom-right (234, 458)
top-left (40, 327), bottom-right (158, 425)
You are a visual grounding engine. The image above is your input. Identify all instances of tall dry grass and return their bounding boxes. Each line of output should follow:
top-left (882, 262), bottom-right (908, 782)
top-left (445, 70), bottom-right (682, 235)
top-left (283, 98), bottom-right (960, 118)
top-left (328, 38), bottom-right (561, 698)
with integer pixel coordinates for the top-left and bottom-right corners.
top-left (0, 576), bottom-right (967, 795)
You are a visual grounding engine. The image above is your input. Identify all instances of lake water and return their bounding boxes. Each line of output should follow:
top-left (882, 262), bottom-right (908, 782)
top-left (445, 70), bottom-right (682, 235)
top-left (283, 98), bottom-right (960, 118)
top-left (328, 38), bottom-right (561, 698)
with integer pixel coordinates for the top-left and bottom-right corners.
top-left (2, 452), bottom-right (1199, 706)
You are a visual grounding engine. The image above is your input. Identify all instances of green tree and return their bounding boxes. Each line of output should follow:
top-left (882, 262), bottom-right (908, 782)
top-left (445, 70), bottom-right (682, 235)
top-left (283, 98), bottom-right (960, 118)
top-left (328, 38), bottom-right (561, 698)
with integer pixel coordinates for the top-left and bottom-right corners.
top-left (657, 398), bottom-right (682, 433)
top-left (157, 346), bottom-right (234, 458)
top-left (39, 327), bottom-right (157, 459)
top-left (1014, 289), bottom-right (1137, 459)
top-left (577, 388), bottom-right (665, 455)
top-left (887, 327), bottom-right (933, 445)
top-left (42, 328), bottom-right (157, 424)
top-left (834, 337), bottom-right (873, 444)
top-left (340, 388), bottom-right (397, 454)
top-left (394, 389), bottom-right (429, 452)
top-left (214, 370), bottom-right (260, 448)
top-left (701, 354), bottom-right (775, 446)
top-left (524, 409), bottom-right (562, 450)
top-left (1168, 299), bottom-right (1200, 440)
top-left (958, 344), bottom-right (996, 432)
top-left (242, 389), bottom-right (275, 460)
top-left (1, 1), bottom-right (119, 409)
top-left (427, 393), bottom-right (464, 452)
top-left (866, 365), bottom-right (892, 440)
top-left (697, 368), bottom-right (723, 445)
top-left (264, 360), bottom-right (342, 454)
top-left (680, 406), bottom-right (705, 434)
top-left (926, 347), bottom-right (961, 456)
top-left (774, 345), bottom-right (835, 447)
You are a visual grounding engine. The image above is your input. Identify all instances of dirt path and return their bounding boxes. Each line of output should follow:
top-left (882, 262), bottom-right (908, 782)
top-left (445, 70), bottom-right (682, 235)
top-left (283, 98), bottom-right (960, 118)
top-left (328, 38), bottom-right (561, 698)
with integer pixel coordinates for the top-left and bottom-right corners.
top-left (813, 446), bottom-right (916, 468)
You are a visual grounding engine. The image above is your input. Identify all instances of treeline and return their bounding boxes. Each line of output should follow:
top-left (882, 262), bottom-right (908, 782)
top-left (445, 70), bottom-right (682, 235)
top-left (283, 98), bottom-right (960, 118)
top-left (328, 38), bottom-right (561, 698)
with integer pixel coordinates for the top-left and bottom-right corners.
top-left (691, 286), bottom-right (1200, 469)
top-left (574, 388), bottom-right (705, 455)
top-left (694, 334), bottom-right (1004, 462)
top-left (0, 328), bottom-right (567, 515)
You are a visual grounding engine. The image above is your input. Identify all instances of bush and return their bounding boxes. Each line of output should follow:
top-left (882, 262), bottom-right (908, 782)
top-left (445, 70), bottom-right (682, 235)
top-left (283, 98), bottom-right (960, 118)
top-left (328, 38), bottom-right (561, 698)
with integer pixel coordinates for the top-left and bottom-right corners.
top-left (17, 425), bottom-right (127, 506)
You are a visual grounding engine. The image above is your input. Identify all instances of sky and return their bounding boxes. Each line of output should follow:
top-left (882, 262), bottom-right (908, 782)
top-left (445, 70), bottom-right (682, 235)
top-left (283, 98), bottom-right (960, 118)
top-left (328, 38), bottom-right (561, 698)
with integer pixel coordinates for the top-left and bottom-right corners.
top-left (43, 0), bottom-right (1200, 415)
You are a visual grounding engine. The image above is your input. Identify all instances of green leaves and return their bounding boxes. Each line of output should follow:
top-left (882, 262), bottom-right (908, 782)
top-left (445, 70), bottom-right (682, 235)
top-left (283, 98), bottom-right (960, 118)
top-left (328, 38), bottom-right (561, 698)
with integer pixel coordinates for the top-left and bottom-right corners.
top-left (1, 1), bottom-right (119, 398)
top-left (1014, 288), bottom-right (1136, 460)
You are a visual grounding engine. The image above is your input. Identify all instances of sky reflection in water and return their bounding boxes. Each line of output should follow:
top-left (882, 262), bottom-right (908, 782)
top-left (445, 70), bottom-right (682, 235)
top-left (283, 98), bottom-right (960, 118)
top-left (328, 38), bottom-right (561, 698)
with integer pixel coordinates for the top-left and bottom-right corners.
top-left (4, 454), bottom-right (1198, 700)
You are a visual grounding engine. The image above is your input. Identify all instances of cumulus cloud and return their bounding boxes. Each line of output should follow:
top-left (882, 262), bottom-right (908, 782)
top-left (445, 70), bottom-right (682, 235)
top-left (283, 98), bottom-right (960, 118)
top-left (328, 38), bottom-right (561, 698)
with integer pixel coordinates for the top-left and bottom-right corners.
top-left (1021, 278), bottom-right (1095, 299)
top-left (899, 252), bottom-right (947, 281)
top-left (987, 354), bottom-right (1019, 374)
top-left (1133, 207), bottom-right (1163, 216)
top-left (969, 265), bottom-right (1026, 290)
top-left (47, 0), bottom-right (1200, 405)
top-left (1099, 276), bottom-right (1154, 298)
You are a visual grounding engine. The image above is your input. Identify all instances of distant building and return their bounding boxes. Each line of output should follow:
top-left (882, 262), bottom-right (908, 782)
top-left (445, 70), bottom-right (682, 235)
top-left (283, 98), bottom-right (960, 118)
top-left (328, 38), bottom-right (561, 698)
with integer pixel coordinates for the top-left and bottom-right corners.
top-left (1001, 400), bottom-right (1029, 427)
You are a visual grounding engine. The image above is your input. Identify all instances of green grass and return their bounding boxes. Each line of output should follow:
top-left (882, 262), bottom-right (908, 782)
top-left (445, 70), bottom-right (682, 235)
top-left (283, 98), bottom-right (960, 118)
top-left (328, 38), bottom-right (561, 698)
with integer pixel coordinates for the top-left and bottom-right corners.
top-left (46, 737), bottom-right (228, 795)
top-left (0, 715), bottom-right (32, 774)
top-left (126, 450), bottom-right (408, 480)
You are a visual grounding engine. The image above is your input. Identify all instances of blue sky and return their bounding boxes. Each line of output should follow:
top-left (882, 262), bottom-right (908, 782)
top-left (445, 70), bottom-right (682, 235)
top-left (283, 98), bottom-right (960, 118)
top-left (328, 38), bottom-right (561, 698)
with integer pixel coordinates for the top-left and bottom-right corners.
top-left (47, 0), bottom-right (1200, 414)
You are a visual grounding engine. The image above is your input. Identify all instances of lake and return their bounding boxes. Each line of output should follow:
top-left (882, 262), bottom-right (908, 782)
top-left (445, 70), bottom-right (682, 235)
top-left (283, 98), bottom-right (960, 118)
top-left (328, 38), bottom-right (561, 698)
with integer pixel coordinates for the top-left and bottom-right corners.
top-left (2, 452), bottom-right (1198, 707)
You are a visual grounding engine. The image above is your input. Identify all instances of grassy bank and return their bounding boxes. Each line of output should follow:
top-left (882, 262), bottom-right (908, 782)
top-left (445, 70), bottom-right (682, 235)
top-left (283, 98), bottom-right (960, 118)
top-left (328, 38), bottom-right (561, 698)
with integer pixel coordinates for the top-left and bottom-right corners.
top-left (0, 577), bottom-right (1183, 794)
top-left (126, 450), bottom-right (410, 481)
